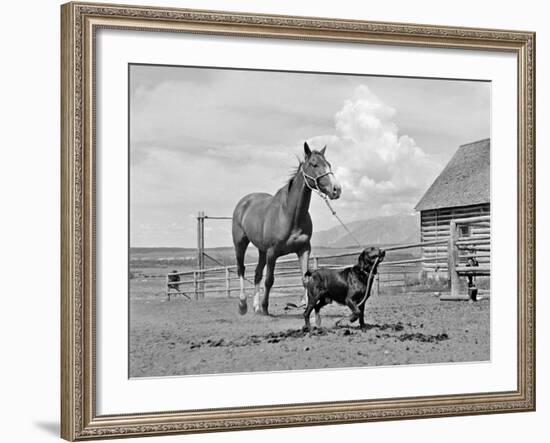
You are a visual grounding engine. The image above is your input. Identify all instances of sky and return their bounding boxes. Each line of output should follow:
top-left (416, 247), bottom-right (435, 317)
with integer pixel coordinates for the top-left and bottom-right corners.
top-left (129, 64), bottom-right (490, 247)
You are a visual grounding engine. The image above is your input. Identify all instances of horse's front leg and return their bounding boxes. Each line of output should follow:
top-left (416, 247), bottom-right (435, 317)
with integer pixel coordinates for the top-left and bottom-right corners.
top-left (260, 250), bottom-right (277, 315)
top-left (253, 251), bottom-right (266, 312)
top-left (296, 247), bottom-right (311, 307)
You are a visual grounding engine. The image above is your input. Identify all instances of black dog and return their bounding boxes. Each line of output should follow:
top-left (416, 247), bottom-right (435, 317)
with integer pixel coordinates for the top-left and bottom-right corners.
top-left (303, 247), bottom-right (385, 331)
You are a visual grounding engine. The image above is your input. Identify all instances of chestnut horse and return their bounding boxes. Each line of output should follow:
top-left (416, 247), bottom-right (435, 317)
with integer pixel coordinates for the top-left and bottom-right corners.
top-left (232, 142), bottom-right (342, 315)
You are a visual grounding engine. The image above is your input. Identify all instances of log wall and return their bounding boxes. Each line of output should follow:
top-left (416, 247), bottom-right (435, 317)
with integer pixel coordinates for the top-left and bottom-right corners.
top-left (420, 203), bottom-right (490, 276)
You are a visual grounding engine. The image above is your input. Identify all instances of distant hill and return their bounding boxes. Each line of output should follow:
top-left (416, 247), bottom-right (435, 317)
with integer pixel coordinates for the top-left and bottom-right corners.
top-left (312, 213), bottom-right (420, 248)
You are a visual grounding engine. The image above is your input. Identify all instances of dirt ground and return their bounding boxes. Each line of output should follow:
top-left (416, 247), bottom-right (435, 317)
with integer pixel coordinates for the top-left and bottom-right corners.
top-left (129, 292), bottom-right (490, 377)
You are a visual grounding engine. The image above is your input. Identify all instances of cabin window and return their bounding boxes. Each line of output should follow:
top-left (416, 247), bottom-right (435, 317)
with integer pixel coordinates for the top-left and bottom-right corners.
top-left (459, 225), bottom-right (471, 237)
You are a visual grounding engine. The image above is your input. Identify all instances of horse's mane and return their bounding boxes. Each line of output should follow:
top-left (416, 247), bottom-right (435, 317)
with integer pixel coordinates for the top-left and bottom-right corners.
top-left (286, 160), bottom-right (303, 191)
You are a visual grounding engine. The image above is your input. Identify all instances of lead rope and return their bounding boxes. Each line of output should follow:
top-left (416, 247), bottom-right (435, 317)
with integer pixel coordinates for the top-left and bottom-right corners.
top-left (302, 168), bottom-right (363, 249)
top-left (357, 257), bottom-right (380, 307)
top-left (319, 193), bottom-right (363, 249)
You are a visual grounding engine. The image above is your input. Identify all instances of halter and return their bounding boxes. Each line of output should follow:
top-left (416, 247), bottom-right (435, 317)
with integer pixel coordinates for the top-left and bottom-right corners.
top-left (301, 165), bottom-right (334, 193)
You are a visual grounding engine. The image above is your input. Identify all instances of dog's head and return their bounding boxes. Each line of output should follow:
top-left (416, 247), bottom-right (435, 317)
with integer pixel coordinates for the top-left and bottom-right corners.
top-left (358, 247), bottom-right (385, 274)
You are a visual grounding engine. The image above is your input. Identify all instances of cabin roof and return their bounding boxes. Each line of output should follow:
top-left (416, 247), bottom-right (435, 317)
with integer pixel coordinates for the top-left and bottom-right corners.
top-left (415, 138), bottom-right (490, 211)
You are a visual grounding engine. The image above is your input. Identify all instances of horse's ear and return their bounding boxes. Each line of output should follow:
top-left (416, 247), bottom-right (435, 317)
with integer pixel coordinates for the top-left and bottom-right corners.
top-left (320, 145), bottom-right (327, 156)
top-left (304, 142), bottom-right (312, 158)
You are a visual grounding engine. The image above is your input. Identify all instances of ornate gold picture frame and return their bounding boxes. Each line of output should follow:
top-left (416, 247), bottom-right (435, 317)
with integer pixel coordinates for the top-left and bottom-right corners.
top-left (61, 2), bottom-right (535, 440)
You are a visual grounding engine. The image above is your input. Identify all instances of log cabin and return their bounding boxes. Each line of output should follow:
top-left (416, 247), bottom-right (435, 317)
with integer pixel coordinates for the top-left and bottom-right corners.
top-left (414, 138), bottom-right (490, 277)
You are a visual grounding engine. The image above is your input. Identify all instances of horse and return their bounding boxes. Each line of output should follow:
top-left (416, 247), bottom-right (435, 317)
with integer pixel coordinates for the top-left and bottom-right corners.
top-left (232, 142), bottom-right (342, 315)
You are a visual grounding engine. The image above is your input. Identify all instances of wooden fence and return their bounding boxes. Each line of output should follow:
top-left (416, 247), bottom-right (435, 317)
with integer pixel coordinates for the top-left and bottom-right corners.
top-left (165, 215), bottom-right (490, 301)
top-left (165, 242), bottom-right (439, 301)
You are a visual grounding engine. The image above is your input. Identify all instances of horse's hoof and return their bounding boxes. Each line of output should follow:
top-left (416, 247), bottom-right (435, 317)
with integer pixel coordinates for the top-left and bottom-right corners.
top-left (238, 301), bottom-right (247, 315)
top-left (302, 325), bottom-right (310, 333)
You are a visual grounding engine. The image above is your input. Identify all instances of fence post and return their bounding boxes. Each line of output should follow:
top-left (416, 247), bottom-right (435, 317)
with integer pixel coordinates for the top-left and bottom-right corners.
top-left (193, 271), bottom-right (198, 300)
top-left (197, 211), bottom-right (205, 296)
top-left (447, 220), bottom-right (459, 298)
top-left (313, 256), bottom-right (319, 271)
top-left (165, 274), bottom-right (170, 301)
top-left (225, 268), bottom-right (230, 298)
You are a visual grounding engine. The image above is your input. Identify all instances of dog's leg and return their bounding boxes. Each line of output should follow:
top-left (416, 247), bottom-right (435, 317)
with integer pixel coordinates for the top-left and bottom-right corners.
top-left (314, 297), bottom-right (328, 328)
top-left (345, 295), bottom-right (362, 324)
top-left (314, 307), bottom-right (322, 328)
top-left (315, 309), bottom-right (321, 328)
top-left (303, 300), bottom-right (315, 332)
top-left (358, 302), bottom-right (366, 329)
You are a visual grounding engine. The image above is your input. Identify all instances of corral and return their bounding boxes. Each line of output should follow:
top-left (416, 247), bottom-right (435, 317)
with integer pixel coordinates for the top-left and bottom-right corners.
top-left (129, 215), bottom-right (490, 377)
top-left (164, 214), bottom-right (490, 302)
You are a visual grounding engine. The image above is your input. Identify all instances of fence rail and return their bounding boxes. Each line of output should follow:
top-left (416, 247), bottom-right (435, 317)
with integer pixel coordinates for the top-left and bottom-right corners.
top-left (164, 215), bottom-right (490, 301)
top-left (165, 239), bottom-right (444, 300)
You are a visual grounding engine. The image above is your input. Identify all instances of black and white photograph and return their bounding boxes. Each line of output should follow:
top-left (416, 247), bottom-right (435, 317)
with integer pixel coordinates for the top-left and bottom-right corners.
top-left (2, 0), bottom-right (545, 441)
top-left (129, 64), bottom-right (491, 378)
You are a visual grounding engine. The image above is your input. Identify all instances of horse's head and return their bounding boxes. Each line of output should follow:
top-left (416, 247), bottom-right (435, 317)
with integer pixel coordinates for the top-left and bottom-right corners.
top-left (302, 142), bottom-right (342, 200)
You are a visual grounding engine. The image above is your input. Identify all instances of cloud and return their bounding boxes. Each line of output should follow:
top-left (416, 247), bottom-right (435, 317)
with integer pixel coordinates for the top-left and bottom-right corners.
top-left (130, 83), bottom-right (444, 246)
top-left (309, 85), bottom-right (442, 219)
top-left (129, 68), bottom-right (347, 167)
top-left (129, 67), bottom-right (488, 246)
